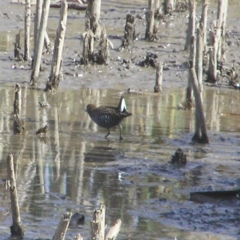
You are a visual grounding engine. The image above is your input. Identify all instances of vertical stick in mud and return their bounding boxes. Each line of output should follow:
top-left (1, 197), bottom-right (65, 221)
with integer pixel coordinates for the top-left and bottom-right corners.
top-left (91, 205), bottom-right (105, 240)
top-left (46, 0), bottom-right (68, 91)
top-left (154, 61), bottom-right (163, 93)
top-left (184, 0), bottom-right (196, 51)
top-left (145, 0), bottom-right (155, 40)
top-left (200, 0), bottom-right (208, 51)
top-left (34, 0), bottom-right (43, 57)
top-left (82, 30), bottom-right (94, 65)
top-left (24, 0), bottom-right (31, 61)
top-left (164, 0), bottom-right (175, 14)
top-left (185, 0), bottom-right (195, 108)
top-left (30, 0), bottom-right (51, 86)
top-left (190, 66), bottom-right (209, 143)
top-left (7, 154), bottom-right (24, 238)
top-left (218, 0), bottom-right (228, 62)
top-left (196, 27), bottom-right (203, 90)
top-left (121, 13), bottom-right (135, 49)
top-left (52, 212), bottom-right (72, 240)
top-left (85, 0), bottom-right (101, 38)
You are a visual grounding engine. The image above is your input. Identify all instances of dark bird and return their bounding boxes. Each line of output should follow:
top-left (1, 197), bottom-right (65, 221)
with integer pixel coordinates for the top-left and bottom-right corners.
top-left (86, 96), bottom-right (132, 140)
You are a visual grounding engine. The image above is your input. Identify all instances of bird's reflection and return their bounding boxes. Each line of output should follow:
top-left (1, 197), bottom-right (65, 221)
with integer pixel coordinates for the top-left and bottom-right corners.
top-left (84, 146), bottom-right (118, 162)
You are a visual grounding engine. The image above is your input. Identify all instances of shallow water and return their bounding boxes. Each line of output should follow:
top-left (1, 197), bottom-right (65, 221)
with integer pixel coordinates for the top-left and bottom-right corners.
top-left (0, 0), bottom-right (240, 239)
top-left (0, 86), bottom-right (239, 240)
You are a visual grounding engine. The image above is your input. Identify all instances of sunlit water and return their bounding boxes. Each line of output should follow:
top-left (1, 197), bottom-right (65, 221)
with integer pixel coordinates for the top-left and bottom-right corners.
top-left (0, 86), bottom-right (239, 240)
top-left (0, 0), bottom-right (240, 239)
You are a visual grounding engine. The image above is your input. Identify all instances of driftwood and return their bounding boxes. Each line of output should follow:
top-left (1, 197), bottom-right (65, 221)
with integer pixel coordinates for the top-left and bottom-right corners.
top-left (7, 154), bottom-right (24, 238)
top-left (24, 0), bottom-right (31, 61)
top-left (45, 0), bottom-right (68, 91)
top-left (154, 61), bottom-right (163, 93)
top-left (52, 212), bottom-right (72, 240)
top-left (30, 0), bottom-right (51, 86)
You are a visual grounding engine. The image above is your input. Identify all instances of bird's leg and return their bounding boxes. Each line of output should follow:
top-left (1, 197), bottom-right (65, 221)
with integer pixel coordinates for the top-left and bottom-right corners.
top-left (105, 128), bottom-right (110, 139)
top-left (119, 124), bottom-right (123, 141)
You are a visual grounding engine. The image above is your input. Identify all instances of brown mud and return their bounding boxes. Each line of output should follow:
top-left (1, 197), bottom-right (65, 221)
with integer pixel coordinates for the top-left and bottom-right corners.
top-left (0, 1), bottom-right (240, 240)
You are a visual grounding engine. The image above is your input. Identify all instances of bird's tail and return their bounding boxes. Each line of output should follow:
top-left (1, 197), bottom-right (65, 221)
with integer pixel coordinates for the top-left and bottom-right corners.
top-left (118, 96), bottom-right (132, 117)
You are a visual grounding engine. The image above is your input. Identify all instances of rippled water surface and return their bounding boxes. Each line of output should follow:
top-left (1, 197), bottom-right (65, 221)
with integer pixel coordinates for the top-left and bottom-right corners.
top-left (0, 0), bottom-right (240, 239)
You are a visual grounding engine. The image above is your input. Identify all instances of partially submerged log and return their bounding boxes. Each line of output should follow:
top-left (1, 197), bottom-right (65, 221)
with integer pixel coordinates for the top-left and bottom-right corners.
top-left (7, 154), bottom-right (24, 238)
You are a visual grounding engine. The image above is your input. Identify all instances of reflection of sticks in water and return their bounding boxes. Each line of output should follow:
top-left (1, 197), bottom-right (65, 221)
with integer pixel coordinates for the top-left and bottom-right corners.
top-left (13, 114), bottom-right (25, 135)
top-left (7, 154), bottom-right (24, 238)
top-left (13, 82), bottom-right (25, 134)
top-left (13, 83), bottom-right (21, 115)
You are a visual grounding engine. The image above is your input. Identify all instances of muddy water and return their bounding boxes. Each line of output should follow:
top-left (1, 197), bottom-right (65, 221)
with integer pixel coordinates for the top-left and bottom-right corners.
top-left (0, 86), bottom-right (239, 240)
top-left (0, 0), bottom-right (240, 239)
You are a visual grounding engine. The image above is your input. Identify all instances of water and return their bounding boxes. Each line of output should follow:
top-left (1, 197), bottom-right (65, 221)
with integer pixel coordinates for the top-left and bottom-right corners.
top-left (0, 86), bottom-right (239, 240)
top-left (0, 0), bottom-right (240, 239)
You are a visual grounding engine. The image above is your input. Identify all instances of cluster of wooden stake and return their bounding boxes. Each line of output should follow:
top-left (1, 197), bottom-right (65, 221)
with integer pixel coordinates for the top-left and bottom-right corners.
top-left (6, 154), bottom-right (121, 239)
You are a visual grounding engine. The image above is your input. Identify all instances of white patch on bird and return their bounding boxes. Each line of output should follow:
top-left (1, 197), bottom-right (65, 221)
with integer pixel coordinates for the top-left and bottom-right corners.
top-left (120, 98), bottom-right (127, 112)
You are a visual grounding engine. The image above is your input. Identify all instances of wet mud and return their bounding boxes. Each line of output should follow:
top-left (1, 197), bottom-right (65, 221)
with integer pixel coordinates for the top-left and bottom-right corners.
top-left (0, 1), bottom-right (240, 240)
